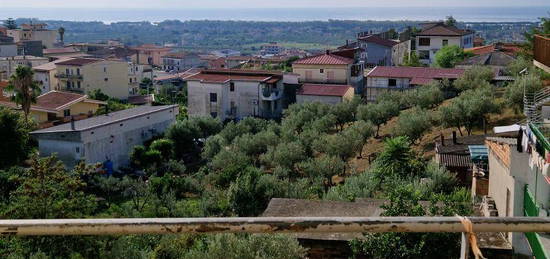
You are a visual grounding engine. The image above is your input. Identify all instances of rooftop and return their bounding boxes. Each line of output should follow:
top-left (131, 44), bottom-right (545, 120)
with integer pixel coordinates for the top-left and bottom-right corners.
top-left (32, 57), bottom-right (73, 72)
top-left (436, 134), bottom-right (487, 155)
top-left (297, 84), bottom-right (353, 97)
top-left (185, 69), bottom-right (282, 84)
top-left (131, 44), bottom-right (171, 52)
top-left (358, 35), bottom-right (399, 47)
top-left (367, 66), bottom-right (465, 80)
top-left (31, 105), bottom-right (177, 134)
top-left (43, 47), bottom-right (80, 55)
top-left (262, 198), bottom-right (385, 240)
top-left (0, 91), bottom-right (105, 113)
top-left (459, 51), bottom-right (516, 67)
top-left (417, 23), bottom-right (474, 37)
top-left (55, 58), bottom-right (103, 66)
top-left (293, 53), bottom-right (354, 65)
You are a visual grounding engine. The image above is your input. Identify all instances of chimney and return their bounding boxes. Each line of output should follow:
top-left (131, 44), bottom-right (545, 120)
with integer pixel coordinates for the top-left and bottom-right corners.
top-left (452, 131), bottom-right (457, 145)
top-left (70, 116), bottom-right (75, 130)
top-left (440, 133), bottom-right (445, 146)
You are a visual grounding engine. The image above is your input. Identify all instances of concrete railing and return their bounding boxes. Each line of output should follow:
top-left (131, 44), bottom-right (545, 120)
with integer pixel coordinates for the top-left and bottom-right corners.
top-left (1, 217), bottom-right (549, 236)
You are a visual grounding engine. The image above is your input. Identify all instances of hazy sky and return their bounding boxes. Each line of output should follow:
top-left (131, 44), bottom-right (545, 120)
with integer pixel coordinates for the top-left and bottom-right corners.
top-left (2, 0), bottom-right (549, 8)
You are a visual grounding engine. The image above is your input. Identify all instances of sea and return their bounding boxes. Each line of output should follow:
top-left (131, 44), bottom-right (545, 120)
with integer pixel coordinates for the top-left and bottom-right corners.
top-left (1, 6), bottom-right (549, 23)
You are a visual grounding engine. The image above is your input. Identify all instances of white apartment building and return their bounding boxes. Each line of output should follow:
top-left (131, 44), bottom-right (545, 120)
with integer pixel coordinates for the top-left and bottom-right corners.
top-left (0, 55), bottom-right (49, 81)
top-left (414, 23), bottom-right (474, 65)
top-left (31, 105), bottom-right (179, 169)
top-left (186, 70), bottom-right (285, 121)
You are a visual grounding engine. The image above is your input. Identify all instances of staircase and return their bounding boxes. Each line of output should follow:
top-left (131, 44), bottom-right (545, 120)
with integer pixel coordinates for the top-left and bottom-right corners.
top-left (524, 87), bottom-right (550, 123)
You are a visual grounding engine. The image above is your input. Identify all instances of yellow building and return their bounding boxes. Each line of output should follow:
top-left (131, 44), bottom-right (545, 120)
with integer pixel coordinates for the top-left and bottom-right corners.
top-left (7, 23), bottom-right (58, 49)
top-left (0, 91), bottom-right (105, 127)
top-left (54, 58), bottom-right (130, 99)
top-left (292, 52), bottom-right (358, 84)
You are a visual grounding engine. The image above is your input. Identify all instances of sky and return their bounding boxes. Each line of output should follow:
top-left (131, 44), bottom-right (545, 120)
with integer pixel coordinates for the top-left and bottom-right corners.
top-left (1, 0), bottom-right (549, 9)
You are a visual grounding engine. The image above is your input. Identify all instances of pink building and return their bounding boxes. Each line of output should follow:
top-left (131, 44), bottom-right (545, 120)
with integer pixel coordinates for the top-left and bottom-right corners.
top-left (130, 44), bottom-right (171, 67)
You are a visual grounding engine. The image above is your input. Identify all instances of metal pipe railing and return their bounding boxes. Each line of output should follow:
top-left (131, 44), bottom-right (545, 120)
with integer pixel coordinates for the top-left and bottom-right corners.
top-left (0, 217), bottom-right (549, 236)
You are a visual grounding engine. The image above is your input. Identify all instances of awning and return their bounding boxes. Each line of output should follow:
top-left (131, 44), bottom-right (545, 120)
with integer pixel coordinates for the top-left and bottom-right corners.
top-left (469, 145), bottom-right (488, 163)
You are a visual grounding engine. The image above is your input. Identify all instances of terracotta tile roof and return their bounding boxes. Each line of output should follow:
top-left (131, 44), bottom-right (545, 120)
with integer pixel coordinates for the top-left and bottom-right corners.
top-left (0, 91), bottom-right (106, 113)
top-left (185, 70), bottom-right (282, 84)
top-left (162, 52), bottom-right (198, 59)
top-left (367, 66), bottom-right (465, 79)
top-left (293, 53), bottom-right (354, 65)
top-left (55, 58), bottom-right (102, 66)
top-left (409, 77), bottom-right (434, 85)
top-left (465, 45), bottom-right (495, 55)
top-left (417, 24), bottom-right (474, 37)
top-left (297, 84), bottom-right (353, 97)
top-left (358, 35), bottom-right (399, 47)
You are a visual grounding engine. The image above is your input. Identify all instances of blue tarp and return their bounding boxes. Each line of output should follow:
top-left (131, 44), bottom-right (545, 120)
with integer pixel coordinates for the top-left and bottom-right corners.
top-left (468, 145), bottom-right (488, 163)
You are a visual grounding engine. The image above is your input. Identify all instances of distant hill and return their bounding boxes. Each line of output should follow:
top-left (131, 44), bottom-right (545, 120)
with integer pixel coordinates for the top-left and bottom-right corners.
top-left (13, 18), bottom-right (537, 52)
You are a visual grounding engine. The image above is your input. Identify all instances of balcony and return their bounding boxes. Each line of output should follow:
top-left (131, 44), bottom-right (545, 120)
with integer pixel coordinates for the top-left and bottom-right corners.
top-left (534, 35), bottom-right (550, 73)
top-left (55, 73), bottom-right (83, 80)
top-left (261, 87), bottom-right (282, 101)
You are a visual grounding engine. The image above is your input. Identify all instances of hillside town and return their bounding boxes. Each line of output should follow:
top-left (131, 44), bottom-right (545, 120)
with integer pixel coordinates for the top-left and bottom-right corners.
top-left (0, 12), bottom-right (549, 259)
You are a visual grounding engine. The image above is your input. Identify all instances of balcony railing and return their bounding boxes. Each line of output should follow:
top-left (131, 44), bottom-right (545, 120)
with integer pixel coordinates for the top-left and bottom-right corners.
top-left (524, 185), bottom-right (549, 259)
top-left (261, 87), bottom-right (281, 101)
top-left (534, 35), bottom-right (550, 71)
top-left (55, 73), bottom-right (83, 80)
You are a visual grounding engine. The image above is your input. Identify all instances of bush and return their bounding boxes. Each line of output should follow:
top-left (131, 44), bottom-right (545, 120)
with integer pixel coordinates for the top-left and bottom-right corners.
top-left (434, 45), bottom-right (473, 68)
top-left (228, 167), bottom-right (284, 216)
top-left (149, 139), bottom-right (174, 159)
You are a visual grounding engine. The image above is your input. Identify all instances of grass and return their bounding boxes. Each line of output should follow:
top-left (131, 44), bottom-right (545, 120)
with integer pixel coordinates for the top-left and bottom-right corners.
top-left (347, 98), bottom-right (525, 174)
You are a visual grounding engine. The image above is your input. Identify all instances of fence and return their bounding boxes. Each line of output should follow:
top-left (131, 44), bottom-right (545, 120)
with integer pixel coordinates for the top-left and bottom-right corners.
top-left (534, 35), bottom-right (550, 68)
top-left (525, 185), bottom-right (549, 259)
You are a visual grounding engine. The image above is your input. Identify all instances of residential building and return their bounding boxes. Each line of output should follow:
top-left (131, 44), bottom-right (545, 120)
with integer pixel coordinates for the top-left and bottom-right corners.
top-left (296, 84), bottom-right (354, 105)
top-left (210, 49), bottom-right (241, 58)
top-left (161, 52), bottom-right (205, 72)
top-left (0, 55), bottom-right (49, 81)
top-left (43, 47), bottom-right (86, 59)
top-left (260, 42), bottom-right (284, 56)
top-left (292, 51), bottom-right (363, 92)
top-left (465, 43), bottom-right (522, 57)
top-left (31, 105), bottom-right (179, 169)
top-left (0, 36), bottom-right (17, 57)
top-left (357, 34), bottom-right (398, 66)
top-left (414, 22), bottom-right (474, 65)
top-left (483, 133), bottom-right (546, 257)
top-left (54, 58), bottom-right (130, 99)
top-left (7, 23), bottom-right (58, 49)
top-left (364, 66), bottom-right (465, 102)
top-left (128, 63), bottom-right (152, 95)
top-left (186, 69), bottom-right (285, 120)
top-left (130, 44), bottom-right (171, 66)
top-left (533, 35), bottom-right (550, 73)
top-left (0, 91), bottom-right (105, 128)
top-left (434, 133), bottom-right (487, 185)
top-left (33, 59), bottom-right (65, 93)
top-left (17, 40), bottom-right (44, 57)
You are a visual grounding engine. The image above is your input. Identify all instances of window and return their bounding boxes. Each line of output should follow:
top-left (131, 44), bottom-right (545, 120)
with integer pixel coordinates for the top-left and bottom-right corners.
top-left (76, 68), bottom-right (80, 75)
top-left (320, 69), bottom-right (324, 73)
top-left (442, 39), bottom-right (448, 46)
top-left (210, 112), bottom-right (218, 118)
top-left (104, 78), bottom-right (108, 81)
top-left (305, 70), bottom-right (312, 80)
top-left (63, 109), bottom-right (70, 117)
top-left (418, 37), bottom-right (431, 46)
top-left (103, 67), bottom-right (107, 73)
top-left (66, 68), bottom-right (70, 75)
top-left (388, 79), bottom-right (397, 87)
top-left (210, 93), bottom-right (217, 102)
top-left (66, 81), bottom-right (70, 89)
top-left (77, 81), bottom-right (81, 88)
top-left (230, 82), bottom-right (235, 92)
top-left (76, 147), bottom-right (80, 153)
top-left (129, 78), bottom-right (132, 83)
top-left (418, 50), bottom-right (430, 60)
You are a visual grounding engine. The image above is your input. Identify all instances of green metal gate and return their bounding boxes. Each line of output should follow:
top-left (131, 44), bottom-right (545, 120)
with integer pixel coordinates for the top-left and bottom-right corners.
top-left (525, 185), bottom-right (549, 259)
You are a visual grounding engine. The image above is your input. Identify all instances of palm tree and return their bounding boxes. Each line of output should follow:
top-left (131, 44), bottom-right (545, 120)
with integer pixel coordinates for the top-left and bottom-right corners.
top-left (7, 66), bottom-right (41, 122)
